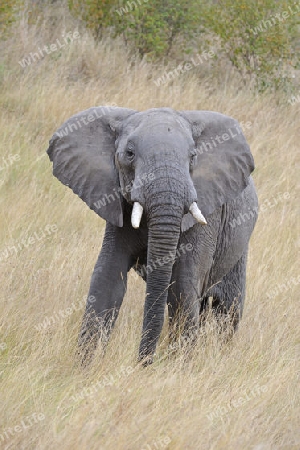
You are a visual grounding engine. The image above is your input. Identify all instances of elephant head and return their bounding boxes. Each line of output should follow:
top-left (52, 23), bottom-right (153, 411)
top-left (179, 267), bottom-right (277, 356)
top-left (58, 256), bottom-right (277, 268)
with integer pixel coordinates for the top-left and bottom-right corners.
top-left (47, 106), bottom-right (254, 362)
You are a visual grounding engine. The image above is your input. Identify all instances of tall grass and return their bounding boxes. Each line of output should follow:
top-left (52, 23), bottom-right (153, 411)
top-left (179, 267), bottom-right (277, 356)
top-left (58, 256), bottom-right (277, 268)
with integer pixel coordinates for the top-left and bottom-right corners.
top-left (0, 6), bottom-right (299, 450)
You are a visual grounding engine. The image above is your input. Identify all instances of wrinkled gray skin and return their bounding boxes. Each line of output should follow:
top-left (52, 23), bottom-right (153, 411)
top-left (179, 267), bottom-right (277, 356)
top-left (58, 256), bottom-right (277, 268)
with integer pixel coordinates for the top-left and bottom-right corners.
top-left (47, 107), bottom-right (258, 365)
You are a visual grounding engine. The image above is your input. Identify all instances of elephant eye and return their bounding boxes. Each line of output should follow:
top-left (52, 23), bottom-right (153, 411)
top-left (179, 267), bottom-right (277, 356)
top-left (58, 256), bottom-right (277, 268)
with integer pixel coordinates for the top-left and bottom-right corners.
top-left (127, 150), bottom-right (135, 158)
top-left (126, 142), bottom-right (135, 161)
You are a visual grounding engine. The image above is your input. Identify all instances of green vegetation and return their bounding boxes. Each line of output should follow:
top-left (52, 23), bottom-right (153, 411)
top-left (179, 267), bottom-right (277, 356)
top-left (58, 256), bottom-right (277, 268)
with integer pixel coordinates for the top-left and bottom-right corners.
top-left (66, 0), bottom-right (300, 90)
top-left (1, 0), bottom-right (299, 90)
top-left (0, 0), bottom-right (23, 37)
top-left (203, 0), bottom-right (300, 91)
top-left (68, 0), bottom-right (200, 57)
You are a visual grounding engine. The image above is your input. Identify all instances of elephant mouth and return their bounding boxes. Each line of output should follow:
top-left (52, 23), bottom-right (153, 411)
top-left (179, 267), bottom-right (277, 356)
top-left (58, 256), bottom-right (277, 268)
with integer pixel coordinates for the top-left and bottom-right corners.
top-left (131, 201), bottom-right (207, 228)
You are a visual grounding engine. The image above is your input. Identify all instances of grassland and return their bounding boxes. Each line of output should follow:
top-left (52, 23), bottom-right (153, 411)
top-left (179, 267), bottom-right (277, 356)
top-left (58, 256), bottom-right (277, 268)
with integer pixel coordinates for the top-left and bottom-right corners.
top-left (0, 8), bottom-right (299, 450)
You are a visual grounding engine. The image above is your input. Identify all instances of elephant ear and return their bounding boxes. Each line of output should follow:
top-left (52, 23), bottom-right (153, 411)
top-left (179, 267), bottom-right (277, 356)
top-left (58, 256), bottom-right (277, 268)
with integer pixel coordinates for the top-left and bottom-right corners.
top-left (180, 110), bottom-right (255, 219)
top-left (47, 106), bottom-right (137, 227)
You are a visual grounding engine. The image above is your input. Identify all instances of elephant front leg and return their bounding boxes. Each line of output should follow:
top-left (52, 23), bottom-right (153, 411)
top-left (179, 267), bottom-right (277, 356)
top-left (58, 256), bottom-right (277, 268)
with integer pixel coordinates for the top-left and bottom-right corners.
top-left (167, 242), bottom-right (214, 351)
top-left (206, 251), bottom-right (248, 333)
top-left (167, 267), bottom-right (202, 350)
top-left (180, 286), bottom-right (200, 348)
top-left (78, 247), bottom-right (131, 365)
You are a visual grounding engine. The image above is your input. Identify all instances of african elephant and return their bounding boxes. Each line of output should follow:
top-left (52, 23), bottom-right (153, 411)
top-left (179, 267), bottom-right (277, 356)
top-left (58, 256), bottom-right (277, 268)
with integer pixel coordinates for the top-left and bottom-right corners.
top-left (47, 106), bottom-right (258, 365)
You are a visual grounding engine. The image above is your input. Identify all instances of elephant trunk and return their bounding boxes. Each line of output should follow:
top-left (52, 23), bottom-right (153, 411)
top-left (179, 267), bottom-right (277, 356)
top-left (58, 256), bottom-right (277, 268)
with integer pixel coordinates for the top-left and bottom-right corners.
top-left (138, 177), bottom-right (185, 363)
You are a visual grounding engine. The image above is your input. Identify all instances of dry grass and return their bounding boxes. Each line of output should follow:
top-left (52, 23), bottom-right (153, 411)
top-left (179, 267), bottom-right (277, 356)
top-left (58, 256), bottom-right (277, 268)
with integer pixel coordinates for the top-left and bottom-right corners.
top-left (0, 7), bottom-right (299, 450)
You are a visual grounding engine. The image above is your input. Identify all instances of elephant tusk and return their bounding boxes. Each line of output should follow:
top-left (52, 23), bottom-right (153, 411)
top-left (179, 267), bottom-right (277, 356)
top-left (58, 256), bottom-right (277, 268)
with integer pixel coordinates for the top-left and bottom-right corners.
top-left (131, 202), bottom-right (143, 228)
top-left (189, 202), bottom-right (207, 225)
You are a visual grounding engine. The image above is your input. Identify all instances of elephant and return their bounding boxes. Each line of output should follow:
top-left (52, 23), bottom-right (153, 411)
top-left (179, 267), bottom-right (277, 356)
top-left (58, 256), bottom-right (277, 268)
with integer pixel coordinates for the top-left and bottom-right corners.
top-left (47, 106), bottom-right (258, 365)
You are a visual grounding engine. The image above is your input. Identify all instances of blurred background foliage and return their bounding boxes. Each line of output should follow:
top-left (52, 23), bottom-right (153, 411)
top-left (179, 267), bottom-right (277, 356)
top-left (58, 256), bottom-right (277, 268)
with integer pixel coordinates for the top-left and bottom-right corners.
top-left (1, 0), bottom-right (299, 92)
top-left (0, 0), bottom-right (23, 37)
